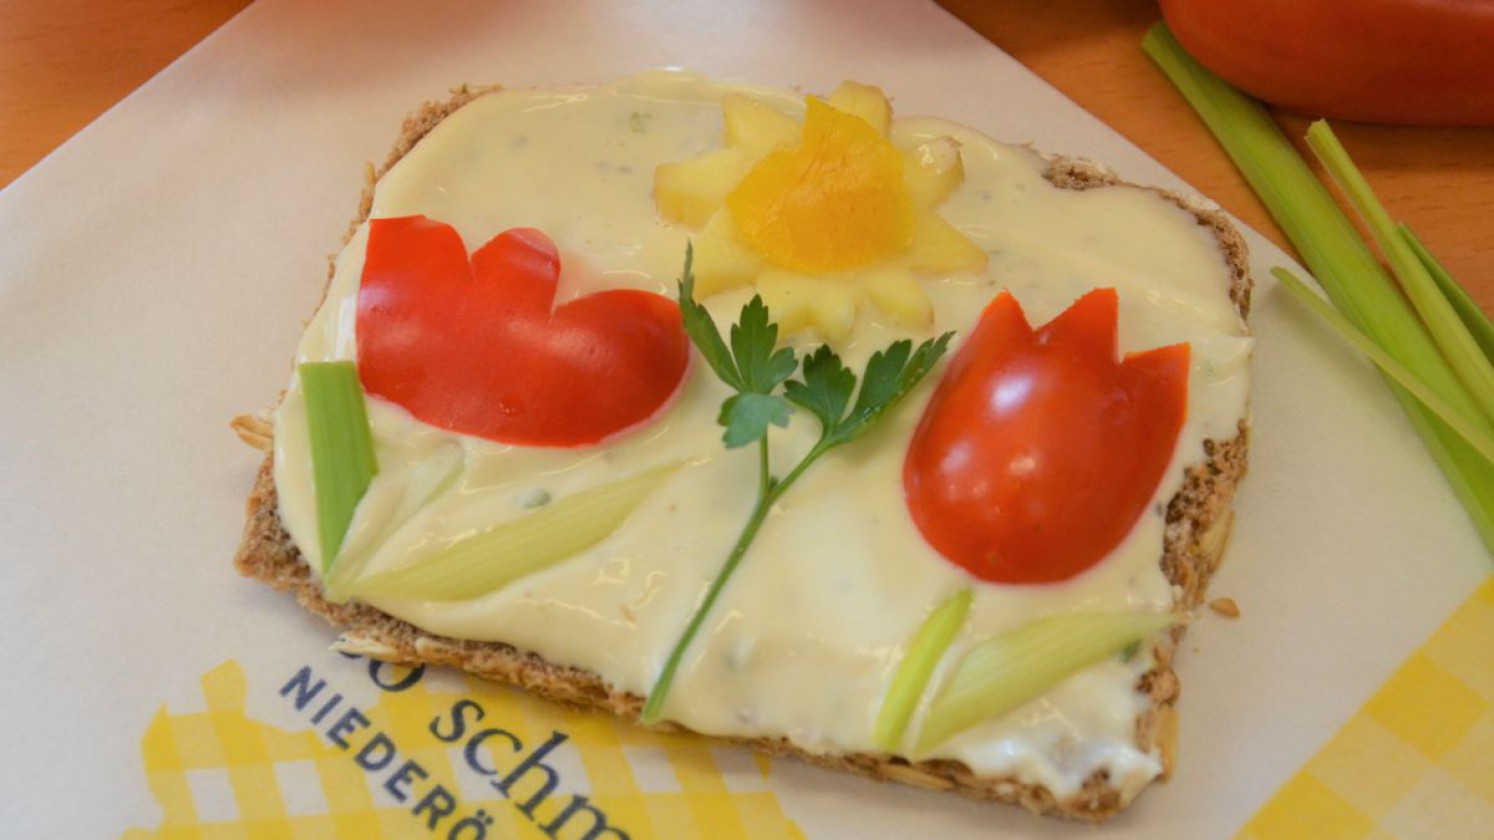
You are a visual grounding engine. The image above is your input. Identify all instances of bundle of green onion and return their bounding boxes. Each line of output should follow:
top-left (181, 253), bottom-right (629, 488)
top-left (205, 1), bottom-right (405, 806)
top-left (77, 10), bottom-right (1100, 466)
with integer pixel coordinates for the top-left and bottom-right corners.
top-left (1143, 23), bottom-right (1494, 554)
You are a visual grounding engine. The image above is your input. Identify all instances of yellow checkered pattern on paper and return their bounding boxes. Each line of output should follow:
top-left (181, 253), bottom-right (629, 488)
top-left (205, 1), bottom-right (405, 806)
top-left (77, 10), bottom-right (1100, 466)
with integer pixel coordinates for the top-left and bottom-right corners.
top-left (122, 662), bottom-right (805, 840)
top-left (1239, 575), bottom-right (1494, 840)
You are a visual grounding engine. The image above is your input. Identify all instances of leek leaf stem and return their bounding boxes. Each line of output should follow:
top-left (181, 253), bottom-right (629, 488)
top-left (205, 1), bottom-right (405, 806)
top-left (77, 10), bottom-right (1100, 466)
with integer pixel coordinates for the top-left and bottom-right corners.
top-left (1401, 225), bottom-right (1494, 363)
top-left (872, 588), bottom-right (972, 751)
top-left (1305, 122), bottom-right (1494, 424)
top-left (915, 611), bottom-right (1173, 753)
top-left (352, 463), bottom-right (679, 601)
top-left (1275, 268), bottom-right (1494, 465)
top-left (1142, 22), bottom-right (1494, 554)
top-left (300, 362), bottom-right (378, 574)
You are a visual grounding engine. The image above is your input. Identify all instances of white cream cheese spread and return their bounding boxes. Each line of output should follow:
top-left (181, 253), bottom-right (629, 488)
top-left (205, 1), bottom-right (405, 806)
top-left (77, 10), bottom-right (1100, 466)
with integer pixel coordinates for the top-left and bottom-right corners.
top-left (271, 71), bottom-right (1251, 803)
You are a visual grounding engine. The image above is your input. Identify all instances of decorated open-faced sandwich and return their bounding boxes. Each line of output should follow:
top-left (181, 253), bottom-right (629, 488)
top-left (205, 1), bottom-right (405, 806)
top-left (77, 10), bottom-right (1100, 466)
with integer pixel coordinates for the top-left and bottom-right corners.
top-left (234, 70), bottom-right (1252, 821)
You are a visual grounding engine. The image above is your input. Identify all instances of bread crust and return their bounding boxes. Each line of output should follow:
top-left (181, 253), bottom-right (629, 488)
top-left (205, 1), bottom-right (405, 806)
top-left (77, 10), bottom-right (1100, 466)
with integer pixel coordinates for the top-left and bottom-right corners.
top-left (234, 87), bottom-right (1252, 822)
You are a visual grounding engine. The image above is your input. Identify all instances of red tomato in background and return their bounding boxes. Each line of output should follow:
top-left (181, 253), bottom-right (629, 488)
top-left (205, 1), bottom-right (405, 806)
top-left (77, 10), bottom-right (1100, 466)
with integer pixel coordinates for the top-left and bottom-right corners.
top-left (903, 289), bottom-right (1189, 585)
top-left (1161, 0), bottom-right (1494, 126)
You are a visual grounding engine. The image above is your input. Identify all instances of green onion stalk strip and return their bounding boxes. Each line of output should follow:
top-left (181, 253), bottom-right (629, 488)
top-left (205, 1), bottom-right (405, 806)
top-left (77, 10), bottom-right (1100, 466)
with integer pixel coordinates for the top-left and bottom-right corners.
top-left (351, 463), bottom-right (680, 601)
top-left (872, 589), bottom-right (973, 751)
top-left (1401, 226), bottom-right (1494, 362)
top-left (1143, 23), bottom-right (1494, 553)
top-left (300, 361), bottom-right (379, 573)
top-left (1273, 267), bottom-right (1494, 465)
top-left (1305, 121), bottom-right (1494, 426)
top-left (915, 611), bottom-right (1174, 753)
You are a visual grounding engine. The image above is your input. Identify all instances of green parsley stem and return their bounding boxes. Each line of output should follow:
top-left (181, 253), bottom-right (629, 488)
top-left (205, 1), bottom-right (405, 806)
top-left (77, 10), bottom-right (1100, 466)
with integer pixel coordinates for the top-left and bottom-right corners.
top-left (643, 467), bottom-right (780, 723)
top-left (654, 248), bottom-right (952, 723)
top-left (758, 436), bottom-right (771, 498)
top-left (775, 440), bottom-right (831, 492)
top-left (641, 434), bottom-right (844, 723)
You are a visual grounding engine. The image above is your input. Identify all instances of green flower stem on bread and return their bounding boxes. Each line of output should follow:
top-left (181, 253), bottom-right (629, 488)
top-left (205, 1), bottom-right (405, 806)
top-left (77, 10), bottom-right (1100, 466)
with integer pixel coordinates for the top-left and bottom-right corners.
top-left (641, 247), bottom-right (953, 724)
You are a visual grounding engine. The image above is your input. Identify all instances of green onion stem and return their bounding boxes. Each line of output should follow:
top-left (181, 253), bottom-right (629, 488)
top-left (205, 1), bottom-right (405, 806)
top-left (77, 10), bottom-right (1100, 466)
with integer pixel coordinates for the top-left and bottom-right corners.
top-left (1275, 268), bottom-right (1494, 465)
top-left (915, 611), bottom-right (1173, 753)
top-left (300, 362), bottom-right (378, 573)
top-left (323, 451), bottom-right (464, 603)
top-left (1143, 22), bottom-right (1494, 553)
top-left (1305, 122), bottom-right (1494, 424)
top-left (1401, 225), bottom-right (1494, 362)
top-left (872, 588), bottom-right (973, 752)
top-left (1141, 25), bottom-right (1469, 410)
top-left (353, 463), bottom-right (679, 601)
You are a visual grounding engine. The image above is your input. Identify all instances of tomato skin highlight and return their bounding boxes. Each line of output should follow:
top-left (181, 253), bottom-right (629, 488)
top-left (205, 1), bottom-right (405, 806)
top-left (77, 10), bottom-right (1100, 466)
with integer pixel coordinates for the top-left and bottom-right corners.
top-left (903, 290), bottom-right (1189, 584)
top-left (1160, 0), bottom-right (1494, 126)
top-left (356, 216), bottom-right (690, 448)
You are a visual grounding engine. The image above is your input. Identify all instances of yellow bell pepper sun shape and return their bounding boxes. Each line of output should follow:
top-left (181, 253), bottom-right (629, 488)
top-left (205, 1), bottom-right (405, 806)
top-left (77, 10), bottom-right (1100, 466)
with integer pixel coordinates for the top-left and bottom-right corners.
top-left (653, 83), bottom-right (987, 343)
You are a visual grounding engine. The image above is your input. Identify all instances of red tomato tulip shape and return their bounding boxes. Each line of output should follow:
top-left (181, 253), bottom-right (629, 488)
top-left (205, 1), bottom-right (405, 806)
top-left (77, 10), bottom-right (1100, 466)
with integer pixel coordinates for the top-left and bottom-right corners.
top-left (356, 216), bottom-right (689, 447)
top-left (903, 289), bottom-right (1189, 584)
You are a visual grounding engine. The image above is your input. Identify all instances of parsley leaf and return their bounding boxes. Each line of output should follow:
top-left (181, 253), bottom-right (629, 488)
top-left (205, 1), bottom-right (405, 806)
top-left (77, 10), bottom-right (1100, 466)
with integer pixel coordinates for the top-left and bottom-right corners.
top-left (783, 344), bottom-right (855, 432)
top-left (840, 333), bottom-right (954, 443)
top-left (719, 392), bottom-right (793, 448)
top-left (677, 245), bottom-right (744, 392)
top-left (731, 296), bottom-right (798, 394)
top-left (678, 247), bottom-right (800, 447)
top-left (786, 333), bottom-right (955, 448)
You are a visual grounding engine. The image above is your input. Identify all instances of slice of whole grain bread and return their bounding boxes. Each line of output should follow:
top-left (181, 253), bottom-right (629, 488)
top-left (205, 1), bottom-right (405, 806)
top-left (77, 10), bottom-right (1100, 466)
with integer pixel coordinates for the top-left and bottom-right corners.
top-left (233, 87), bottom-right (1251, 822)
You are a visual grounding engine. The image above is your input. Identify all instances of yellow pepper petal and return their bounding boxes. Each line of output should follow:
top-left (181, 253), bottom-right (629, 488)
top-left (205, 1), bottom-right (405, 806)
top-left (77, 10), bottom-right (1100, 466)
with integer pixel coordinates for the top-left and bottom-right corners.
top-left (906, 210), bottom-right (987, 276)
top-left (722, 94), bottom-right (800, 155)
top-left (692, 209), bottom-right (765, 297)
top-left (860, 265), bottom-right (933, 330)
top-left (654, 147), bottom-right (756, 228)
top-left (756, 271), bottom-right (861, 343)
top-left (827, 81), bottom-right (893, 137)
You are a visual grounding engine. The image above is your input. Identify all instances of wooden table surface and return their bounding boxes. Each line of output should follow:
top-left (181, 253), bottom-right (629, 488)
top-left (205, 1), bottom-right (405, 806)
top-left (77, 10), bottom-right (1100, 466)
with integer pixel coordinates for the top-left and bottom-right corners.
top-left (3, 0), bottom-right (1491, 312)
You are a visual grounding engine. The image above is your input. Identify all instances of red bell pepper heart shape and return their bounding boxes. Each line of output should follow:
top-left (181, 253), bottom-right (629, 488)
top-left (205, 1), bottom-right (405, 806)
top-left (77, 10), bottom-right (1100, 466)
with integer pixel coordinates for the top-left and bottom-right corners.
top-left (356, 216), bottom-right (689, 447)
top-left (903, 288), bottom-right (1189, 584)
